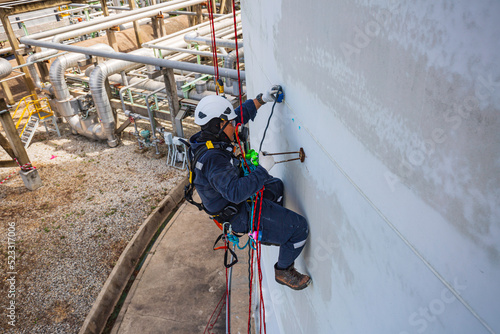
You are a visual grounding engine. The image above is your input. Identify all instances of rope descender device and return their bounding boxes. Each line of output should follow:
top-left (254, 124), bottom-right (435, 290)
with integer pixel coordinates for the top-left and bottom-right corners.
top-left (216, 78), bottom-right (224, 94)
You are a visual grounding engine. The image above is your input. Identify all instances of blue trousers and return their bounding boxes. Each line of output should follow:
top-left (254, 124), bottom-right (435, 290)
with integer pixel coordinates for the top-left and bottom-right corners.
top-left (230, 178), bottom-right (309, 268)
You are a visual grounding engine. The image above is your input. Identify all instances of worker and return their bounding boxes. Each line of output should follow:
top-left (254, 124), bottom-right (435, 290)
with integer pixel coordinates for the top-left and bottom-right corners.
top-left (187, 87), bottom-right (311, 290)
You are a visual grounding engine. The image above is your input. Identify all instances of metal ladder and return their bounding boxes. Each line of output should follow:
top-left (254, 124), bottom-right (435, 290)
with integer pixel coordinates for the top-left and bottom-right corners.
top-left (41, 115), bottom-right (61, 138)
top-left (20, 114), bottom-right (61, 148)
top-left (20, 115), bottom-right (40, 148)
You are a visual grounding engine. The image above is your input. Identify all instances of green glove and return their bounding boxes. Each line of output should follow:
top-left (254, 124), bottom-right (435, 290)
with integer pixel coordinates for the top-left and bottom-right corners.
top-left (245, 149), bottom-right (259, 166)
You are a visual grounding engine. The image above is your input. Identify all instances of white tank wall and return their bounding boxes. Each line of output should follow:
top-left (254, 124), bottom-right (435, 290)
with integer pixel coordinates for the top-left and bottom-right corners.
top-left (242, 0), bottom-right (500, 333)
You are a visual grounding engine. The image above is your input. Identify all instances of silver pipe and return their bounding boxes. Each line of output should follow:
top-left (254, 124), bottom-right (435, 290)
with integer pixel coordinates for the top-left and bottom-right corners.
top-left (89, 48), bottom-right (154, 147)
top-left (26, 50), bottom-right (58, 92)
top-left (69, 3), bottom-right (131, 11)
top-left (184, 32), bottom-right (243, 49)
top-left (119, 78), bottom-right (149, 112)
top-left (108, 74), bottom-right (220, 100)
top-left (51, 0), bottom-right (205, 44)
top-left (20, 5), bottom-right (243, 148)
top-left (19, 38), bottom-right (246, 81)
top-left (145, 86), bottom-right (165, 139)
top-left (118, 18), bottom-right (150, 31)
top-left (142, 15), bottom-right (240, 61)
top-left (14, 52), bottom-right (68, 70)
top-left (150, 45), bottom-right (228, 58)
top-left (0, 73), bottom-right (25, 85)
top-left (0, 43), bottom-right (27, 55)
top-left (144, 11), bottom-right (240, 46)
top-left (124, 110), bottom-right (149, 121)
top-left (224, 48), bottom-right (244, 88)
top-left (49, 44), bottom-right (115, 142)
top-left (213, 25), bottom-right (243, 39)
top-left (24, 0), bottom-right (190, 42)
top-left (167, 11), bottom-right (224, 18)
top-left (0, 58), bottom-right (12, 79)
top-left (13, 6), bottom-right (90, 23)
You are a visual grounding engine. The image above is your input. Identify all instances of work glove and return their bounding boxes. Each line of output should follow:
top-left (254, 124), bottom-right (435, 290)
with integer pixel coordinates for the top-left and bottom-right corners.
top-left (258, 153), bottom-right (275, 171)
top-left (261, 85), bottom-right (283, 103)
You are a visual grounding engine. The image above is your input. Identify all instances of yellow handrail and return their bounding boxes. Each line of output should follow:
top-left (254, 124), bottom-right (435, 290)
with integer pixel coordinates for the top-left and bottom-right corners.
top-left (19, 103), bottom-right (34, 136)
top-left (15, 96), bottom-right (55, 137)
top-left (12, 94), bottom-right (35, 120)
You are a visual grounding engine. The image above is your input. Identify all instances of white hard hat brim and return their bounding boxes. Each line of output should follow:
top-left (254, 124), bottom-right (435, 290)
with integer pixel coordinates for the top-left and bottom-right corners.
top-left (195, 95), bottom-right (237, 125)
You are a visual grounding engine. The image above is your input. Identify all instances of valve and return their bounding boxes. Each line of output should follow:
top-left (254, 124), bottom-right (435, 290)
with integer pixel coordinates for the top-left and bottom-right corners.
top-left (140, 130), bottom-right (151, 143)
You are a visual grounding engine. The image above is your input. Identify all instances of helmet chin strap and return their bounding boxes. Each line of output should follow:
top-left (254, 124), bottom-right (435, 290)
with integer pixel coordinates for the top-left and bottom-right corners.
top-left (217, 119), bottom-right (231, 141)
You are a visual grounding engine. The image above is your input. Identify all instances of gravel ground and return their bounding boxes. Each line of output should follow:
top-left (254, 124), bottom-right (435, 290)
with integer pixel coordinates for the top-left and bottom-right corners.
top-left (0, 120), bottom-right (188, 333)
top-left (0, 14), bottom-right (201, 333)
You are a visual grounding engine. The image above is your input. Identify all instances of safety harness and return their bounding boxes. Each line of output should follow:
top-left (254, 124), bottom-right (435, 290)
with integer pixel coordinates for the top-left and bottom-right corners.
top-left (183, 139), bottom-right (243, 268)
top-left (184, 140), bottom-right (235, 213)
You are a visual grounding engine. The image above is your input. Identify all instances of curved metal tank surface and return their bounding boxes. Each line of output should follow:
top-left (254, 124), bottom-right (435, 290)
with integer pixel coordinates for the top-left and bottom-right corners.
top-left (242, 0), bottom-right (500, 333)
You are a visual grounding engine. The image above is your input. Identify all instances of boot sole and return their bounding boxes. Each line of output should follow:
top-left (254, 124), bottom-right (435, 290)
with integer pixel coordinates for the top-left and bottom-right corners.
top-left (275, 277), bottom-right (312, 290)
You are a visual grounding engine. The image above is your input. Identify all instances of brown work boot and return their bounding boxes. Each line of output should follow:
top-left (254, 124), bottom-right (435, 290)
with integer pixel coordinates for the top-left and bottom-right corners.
top-left (274, 263), bottom-right (312, 290)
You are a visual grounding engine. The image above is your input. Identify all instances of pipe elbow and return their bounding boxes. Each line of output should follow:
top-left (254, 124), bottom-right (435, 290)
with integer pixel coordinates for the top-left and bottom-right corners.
top-left (184, 31), bottom-right (199, 43)
top-left (0, 58), bottom-right (12, 79)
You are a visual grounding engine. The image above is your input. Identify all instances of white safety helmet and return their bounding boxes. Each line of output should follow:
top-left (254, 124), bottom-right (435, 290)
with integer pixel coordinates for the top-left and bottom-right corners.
top-left (194, 95), bottom-right (237, 126)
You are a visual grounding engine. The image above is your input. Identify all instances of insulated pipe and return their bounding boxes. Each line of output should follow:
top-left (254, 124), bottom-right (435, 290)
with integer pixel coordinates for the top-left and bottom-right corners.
top-left (109, 74), bottom-right (221, 100)
top-left (26, 49), bottom-right (58, 93)
top-left (83, 14), bottom-right (238, 147)
top-left (49, 44), bottom-right (115, 142)
top-left (20, 38), bottom-right (246, 81)
top-left (24, 0), bottom-right (191, 41)
top-left (89, 48), bottom-right (155, 147)
top-left (149, 45), bottom-right (228, 59)
top-left (163, 28), bottom-right (243, 62)
top-left (224, 48), bottom-right (244, 88)
top-left (0, 58), bottom-right (12, 79)
top-left (51, 0), bottom-right (205, 44)
top-left (184, 32), bottom-right (243, 49)
top-left (145, 86), bottom-right (165, 139)
top-left (20, 1), bottom-right (203, 93)
top-left (118, 18), bottom-right (150, 31)
top-left (50, 44), bottom-right (113, 103)
top-left (69, 3), bottom-right (131, 11)
top-left (0, 44), bottom-right (26, 56)
top-left (118, 78), bottom-right (149, 112)
top-left (146, 22), bottom-right (242, 62)
top-left (167, 11), bottom-right (224, 18)
top-left (13, 6), bottom-right (91, 23)
top-left (144, 11), bottom-right (240, 46)
top-left (20, 6), bottom-right (243, 147)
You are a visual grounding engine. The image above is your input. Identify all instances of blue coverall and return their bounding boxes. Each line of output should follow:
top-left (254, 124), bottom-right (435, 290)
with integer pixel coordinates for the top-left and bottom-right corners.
top-left (188, 100), bottom-right (309, 268)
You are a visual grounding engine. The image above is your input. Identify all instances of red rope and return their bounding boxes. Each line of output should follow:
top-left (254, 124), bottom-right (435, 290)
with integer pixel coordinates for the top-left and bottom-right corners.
top-left (230, 1), bottom-right (249, 172)
top-left (203, 290), bottom-right (226, 334)
top-left (226, 245), bottom-right (231, 334)
top-left (0, 158), bottom-right (36, 185)
top-left (255, 189), bottom-right (266, 334)
top-left (206, 3), bottom-right (267, 333)
top-left (247, 191), bottom-right (260, 332)
top-left (206, 0), bottom-right (219, 87)
top-left (247, 189), bottom-right (266, 334)
top-left (204, 242), bottom-right (231, 334)
top-left (232, 0), bottom-right (244, 148)
top-left (257, 243), bottom-right (263, 332)
top-left (232, 0), bottom-right (243, 109)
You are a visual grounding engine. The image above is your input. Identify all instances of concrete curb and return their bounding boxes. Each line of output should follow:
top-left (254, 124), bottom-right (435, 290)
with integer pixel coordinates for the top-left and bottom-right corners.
top-left (79, 177), bottom-right (189, 334)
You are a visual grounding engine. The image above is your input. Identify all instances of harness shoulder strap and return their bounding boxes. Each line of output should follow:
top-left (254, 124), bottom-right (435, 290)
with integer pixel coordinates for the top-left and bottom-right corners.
top-left (184, 141), bottom-right (223, 211)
